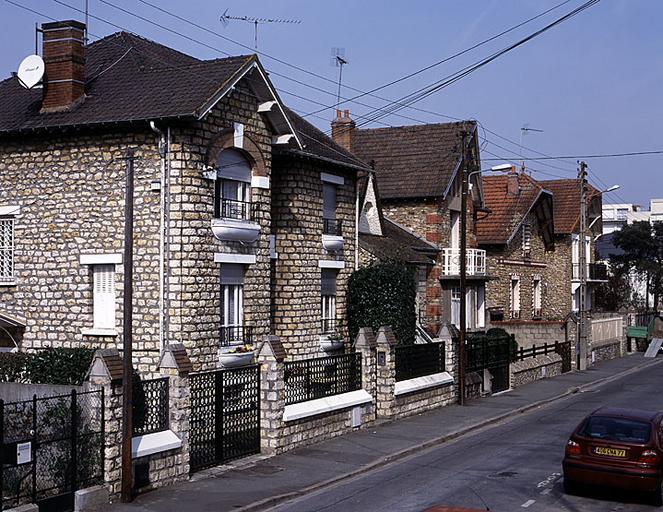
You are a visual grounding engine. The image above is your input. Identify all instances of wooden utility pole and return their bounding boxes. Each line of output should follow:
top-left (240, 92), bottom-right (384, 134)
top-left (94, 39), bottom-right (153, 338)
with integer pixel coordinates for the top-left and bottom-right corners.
top-left (121, 149), bottom-right (135, 502)
top-left (577, 161), bottom-right (588, 371)
top-left (458, 130), bottom-right (469, 405)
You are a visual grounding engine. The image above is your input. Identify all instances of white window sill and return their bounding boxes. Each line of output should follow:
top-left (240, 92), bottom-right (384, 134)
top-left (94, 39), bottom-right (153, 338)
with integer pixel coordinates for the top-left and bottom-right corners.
top-left (394, 371), bottom-right (454, 396)
top-left (132, 430), bottom-right (181, 459)
top-left (283, 389), bottom-right (372, 422)
top-left (82, 328), bottom-right (118, 337)
top-left (0, 281), bottom-right (16, 287)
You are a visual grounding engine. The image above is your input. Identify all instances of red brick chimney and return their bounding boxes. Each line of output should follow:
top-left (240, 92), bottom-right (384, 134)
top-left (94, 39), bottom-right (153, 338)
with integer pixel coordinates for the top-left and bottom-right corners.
top-left (506, 166), bottom-right (520, 196)
top-left (41, 20), bottom-right (86, 113)
top-left (331, 109), bottom-right (355, 152)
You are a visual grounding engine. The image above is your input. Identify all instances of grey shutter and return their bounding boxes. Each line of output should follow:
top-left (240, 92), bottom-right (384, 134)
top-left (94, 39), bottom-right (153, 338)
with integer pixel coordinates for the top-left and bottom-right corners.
top-left (321, 269), bottom-right (337, 295)
top-left (220, 264), bottom-right (245, 285)
top-left (323, 183), bottom-right (337, 219)
top-left (217, 149), bottom-right (251, 183)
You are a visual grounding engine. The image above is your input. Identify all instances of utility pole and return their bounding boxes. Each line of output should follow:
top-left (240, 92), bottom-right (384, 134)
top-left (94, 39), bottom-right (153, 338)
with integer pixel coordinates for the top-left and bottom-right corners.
top-left (121, 149), bottom-right (135, 503)
top-left (577, 161), bottom-right (588, 371)
top-left (458, 130), bottom-right (469, 406)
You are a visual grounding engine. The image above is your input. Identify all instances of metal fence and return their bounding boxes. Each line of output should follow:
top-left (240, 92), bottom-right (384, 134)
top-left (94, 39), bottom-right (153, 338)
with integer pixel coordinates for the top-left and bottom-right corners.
top-left (322, 218), bottom-right (342, 236)
top-left (465, 334), bottom-right (515, 373)
top-left (284, 353), bottom-right (362, 405)
top-left (132, 377), bottom-right (169, 437)
top-left (220, 326), bottom-right (254, 347)
top-left (395, 342), bottom-right (445, 382)
top-left (513, 341), bottom-right (563, 361)
top-left (216, 198), bottom-right (258, 221)
top-left (1, 390), bottom-right (104, 511)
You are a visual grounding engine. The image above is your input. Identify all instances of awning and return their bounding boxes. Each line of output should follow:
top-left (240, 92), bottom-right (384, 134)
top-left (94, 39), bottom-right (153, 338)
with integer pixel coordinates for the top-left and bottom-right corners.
top-left (0, 311), bottom-right (26, 329)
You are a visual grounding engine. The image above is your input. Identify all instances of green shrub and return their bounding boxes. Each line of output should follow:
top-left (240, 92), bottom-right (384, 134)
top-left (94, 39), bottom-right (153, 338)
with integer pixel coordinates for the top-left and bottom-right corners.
top-left (0, 352), bottom-right (29, 382)
top-left (347, 262), bottom-right (417, 344)
top-left (0, 348), bottom-right (95, 385)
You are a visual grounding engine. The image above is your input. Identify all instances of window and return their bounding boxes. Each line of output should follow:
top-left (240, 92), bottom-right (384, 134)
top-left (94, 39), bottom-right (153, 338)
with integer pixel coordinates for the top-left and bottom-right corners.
top-left (215, 149), bottom-right (252, 220)
top-left (451, 287), bottom-right (461, 327)
top-left (0, 217), bottom-right (14, 283)
top-left (477, 285), bottom-right (485, 328)
top-left (533, 276), bottom-right (542, 318)
top-left (93, 265), bottom-right (116, 330)
top-left (522, 223), bottom-right (532, 259)
top-left (322, 183), bottom-right (339, 235)
top-left (220, 264), bottom-right (244, 344)
top-left (510, 276), bottom-right (521, 319)
top-left (616, 208), bottom-right (628, 221)
top-left (321, 269), bottom-right (337, 333)
top-left (450, 211), bottom-right (460, 249)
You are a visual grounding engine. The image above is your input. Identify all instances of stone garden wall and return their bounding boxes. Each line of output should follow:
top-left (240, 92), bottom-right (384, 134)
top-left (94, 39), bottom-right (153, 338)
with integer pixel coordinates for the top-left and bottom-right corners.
top-left (510, 354), bottom-right (563, 389)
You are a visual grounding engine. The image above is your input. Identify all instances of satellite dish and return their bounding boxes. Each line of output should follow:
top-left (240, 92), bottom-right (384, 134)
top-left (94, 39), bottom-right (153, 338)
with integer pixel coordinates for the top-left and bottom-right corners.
top-left (17, 54), bottom-right (44, 89)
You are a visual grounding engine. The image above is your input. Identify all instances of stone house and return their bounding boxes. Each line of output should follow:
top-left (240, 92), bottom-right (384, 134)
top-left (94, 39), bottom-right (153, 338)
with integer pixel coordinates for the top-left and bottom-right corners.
top-left (477, 170), bottom-right (562, 321)
top-left (0, 20), bottom-right (370, 371)
top-left (331, 113), bottom-right (487, 335)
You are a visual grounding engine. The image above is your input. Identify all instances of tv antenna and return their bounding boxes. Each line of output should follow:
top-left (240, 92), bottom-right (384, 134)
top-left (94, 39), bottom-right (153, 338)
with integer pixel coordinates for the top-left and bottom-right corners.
top-left (220, 9), bottom-right (301, 50)
top-left (330, 48), bottom-right (349, 110)
top-left (520, 123), bottom-right (544, 170)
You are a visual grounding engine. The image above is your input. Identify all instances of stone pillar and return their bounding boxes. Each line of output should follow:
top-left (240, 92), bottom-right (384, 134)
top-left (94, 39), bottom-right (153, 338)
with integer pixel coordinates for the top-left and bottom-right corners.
top-left (438, 323), bottom-right (459, 402)
top-left (257, 335), bottom-right (286, 455)
top-left (354, 327), bottom-right (377, 421)
top-left (375, 326), bottom-right (398, 419)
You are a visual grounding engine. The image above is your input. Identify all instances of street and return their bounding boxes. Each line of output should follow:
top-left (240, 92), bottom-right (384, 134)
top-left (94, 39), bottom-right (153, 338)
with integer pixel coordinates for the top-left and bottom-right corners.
top-left (270, 362), bottom-right (663, 512)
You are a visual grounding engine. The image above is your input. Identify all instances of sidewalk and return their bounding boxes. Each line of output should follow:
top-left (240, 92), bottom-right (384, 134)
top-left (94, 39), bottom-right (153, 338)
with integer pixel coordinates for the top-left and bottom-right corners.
top-left (111, 353), bottom-right (660, 512)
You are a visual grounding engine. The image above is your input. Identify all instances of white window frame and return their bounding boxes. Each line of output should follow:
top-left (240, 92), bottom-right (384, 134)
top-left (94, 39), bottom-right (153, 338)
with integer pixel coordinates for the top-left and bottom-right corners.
top-left (522, 223), bottom-right (532, 258)
top-left (221, 284), bottom-right (244, 329)
top-left (510, 275), bottom-right (521, 319)
top-left (0, 217), bottom-right (15, 285)
top-left (450, 211), bottom-right (460, 249)
top-left (321, 269), bottom-right (337, 334)
top-left (477, 285), bottom-right (486, 329)
top-left (533, 276), bottom-right (542, 317)
top-left (91, 264), bottom-right (116, 333)
top-left (451, 287), bottom-right (461, 328)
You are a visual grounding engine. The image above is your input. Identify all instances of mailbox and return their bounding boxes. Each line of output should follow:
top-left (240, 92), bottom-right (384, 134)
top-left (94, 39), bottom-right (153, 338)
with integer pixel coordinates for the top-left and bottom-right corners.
top-left (377, 351), bottom-right (386, 367)
top-left (1, 441), bottom-right (32, 465)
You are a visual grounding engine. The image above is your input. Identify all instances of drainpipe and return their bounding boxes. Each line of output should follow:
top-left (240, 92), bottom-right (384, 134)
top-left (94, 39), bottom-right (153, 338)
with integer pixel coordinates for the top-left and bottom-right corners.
top-left (355, 178), bottom-right (359, 271)
top-left (150, 121), bottom-right (167, 353)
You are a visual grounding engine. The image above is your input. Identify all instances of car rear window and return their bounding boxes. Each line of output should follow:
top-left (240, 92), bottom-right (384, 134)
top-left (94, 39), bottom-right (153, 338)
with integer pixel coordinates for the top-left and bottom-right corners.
top-left (580, 416), bottom-right (652, 444)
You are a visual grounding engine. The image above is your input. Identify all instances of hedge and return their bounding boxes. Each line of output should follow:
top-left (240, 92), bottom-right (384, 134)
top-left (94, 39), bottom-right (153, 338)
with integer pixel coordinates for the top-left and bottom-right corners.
top-left (347, 261), bottom-right (417, 345)
top-left (0, 347), bottom-right (96, 385)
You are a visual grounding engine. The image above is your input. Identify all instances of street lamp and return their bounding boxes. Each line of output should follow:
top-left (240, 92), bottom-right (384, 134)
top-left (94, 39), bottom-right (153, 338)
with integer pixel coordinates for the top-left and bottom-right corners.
top-left (458, 162), bottom-right (513, 405)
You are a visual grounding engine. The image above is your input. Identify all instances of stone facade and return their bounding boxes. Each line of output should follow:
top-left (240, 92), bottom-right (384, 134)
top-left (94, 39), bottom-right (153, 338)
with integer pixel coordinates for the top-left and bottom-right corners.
top-left (510, 354), bottom-right (563, 389)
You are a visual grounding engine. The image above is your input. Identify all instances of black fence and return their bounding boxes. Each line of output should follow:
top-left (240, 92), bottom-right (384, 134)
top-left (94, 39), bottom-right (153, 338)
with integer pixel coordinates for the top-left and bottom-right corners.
top-left (395, 342), bottom-right (445, 382)
top-left (133, 377), bottom-right (169, 437)
top-left (631, 311), bottom-right (658, 327)
top-left (323, 218), bottom-right (342, 236)
top-left (466, 334), bottom-right (515, 373)
top-left (0, 390), bottom-right (104, 511)
top-left (284, 353), bottom-right (362, 405)
top-left (216, 198), bottom-right (258, 221)
top-left (220, 326), bottom-right (254, 347)
top-left (513, 342), bottom-right (559, 361)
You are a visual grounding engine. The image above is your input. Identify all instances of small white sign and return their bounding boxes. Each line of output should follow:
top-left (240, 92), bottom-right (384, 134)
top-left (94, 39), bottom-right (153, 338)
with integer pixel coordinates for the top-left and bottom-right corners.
top-left (17, 442), bottom-right (32, 465)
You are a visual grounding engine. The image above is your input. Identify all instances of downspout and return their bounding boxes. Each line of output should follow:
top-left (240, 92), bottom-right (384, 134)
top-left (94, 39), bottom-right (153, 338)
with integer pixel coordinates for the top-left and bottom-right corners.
top-left (355, 177), bottom-right (359, 271)
top-left (165, 126), bottom-right (172, 348)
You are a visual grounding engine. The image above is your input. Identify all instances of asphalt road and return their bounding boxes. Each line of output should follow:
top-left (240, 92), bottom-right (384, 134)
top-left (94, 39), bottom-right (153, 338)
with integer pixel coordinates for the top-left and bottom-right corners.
top-left (268, 363), bottom-right (663, 512)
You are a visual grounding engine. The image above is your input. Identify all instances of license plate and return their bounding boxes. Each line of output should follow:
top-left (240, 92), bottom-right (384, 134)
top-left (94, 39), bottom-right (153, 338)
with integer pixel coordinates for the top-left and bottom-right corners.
top-left (593, 446), bottom-right (627, 458)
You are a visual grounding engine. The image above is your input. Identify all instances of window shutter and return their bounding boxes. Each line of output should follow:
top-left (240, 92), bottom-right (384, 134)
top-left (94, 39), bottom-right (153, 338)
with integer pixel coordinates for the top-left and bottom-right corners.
top-left (220, 264), bottom-right (245, 285)
top-left (323, 183), bottom-right (337, 220)
top-left (216, 149), bottom-right (252, 182)
top-left (0, 218), bottom-right (14, 282)
top-left (93, 264), bottom-right (115, 330)
top-left (321, 268), bottom-right (337, 295)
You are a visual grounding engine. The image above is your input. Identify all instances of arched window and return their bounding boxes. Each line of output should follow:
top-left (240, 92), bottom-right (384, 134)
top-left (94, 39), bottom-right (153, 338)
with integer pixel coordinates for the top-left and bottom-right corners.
top-left (215, 149), bottom-right (252, 220)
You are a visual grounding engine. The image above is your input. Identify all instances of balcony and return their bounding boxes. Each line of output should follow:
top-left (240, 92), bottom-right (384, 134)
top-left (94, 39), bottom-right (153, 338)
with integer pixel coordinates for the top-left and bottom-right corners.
top-left (322, 218), bottom-right (343, 251)
top-left (211, 199), bottom-right (260, 242)
top-left (219, 325), bottom-right (254, 347)
top-left (441, 248), bottom-right (487, 277)
top-left (572, 262), bottom-right (608, 282)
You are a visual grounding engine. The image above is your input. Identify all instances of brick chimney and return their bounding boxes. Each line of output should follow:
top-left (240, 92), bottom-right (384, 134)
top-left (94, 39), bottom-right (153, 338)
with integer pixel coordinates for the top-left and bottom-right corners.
top-left (331, 109), bottom-right (355, 152)
top-left (506, 166), bottom-right (520, 196)
top-left (41, 20), bottom-right (86, 113)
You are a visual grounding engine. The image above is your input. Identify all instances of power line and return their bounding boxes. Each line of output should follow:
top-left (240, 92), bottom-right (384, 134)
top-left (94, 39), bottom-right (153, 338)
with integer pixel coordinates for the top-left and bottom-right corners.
top-left (483, 150), bottom-right (663, 160)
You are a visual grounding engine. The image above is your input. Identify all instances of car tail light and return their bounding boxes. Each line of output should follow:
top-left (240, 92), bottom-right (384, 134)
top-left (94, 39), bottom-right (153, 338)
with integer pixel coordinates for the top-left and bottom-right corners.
top-left (638, 450), bottom-right (659, 465)
top-left (566, 439), bottom-right (581, 457)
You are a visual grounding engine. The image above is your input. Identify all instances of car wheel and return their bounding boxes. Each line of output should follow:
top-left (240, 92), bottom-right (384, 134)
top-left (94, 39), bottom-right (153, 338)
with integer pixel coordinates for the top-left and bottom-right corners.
top-left (563, 478), bottom-right (578, 496)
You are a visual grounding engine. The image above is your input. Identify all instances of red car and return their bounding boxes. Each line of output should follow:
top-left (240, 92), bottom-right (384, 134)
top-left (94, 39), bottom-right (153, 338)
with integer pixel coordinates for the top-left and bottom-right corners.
top-left (563, 407), bottom-right (663, 505)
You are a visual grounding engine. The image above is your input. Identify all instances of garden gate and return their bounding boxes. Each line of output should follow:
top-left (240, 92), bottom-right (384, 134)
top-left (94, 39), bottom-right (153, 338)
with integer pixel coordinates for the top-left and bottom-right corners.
top-left (466, 333), bottom-right (515, 393)
top-left (0, 390), bottom-right (104, 512)
top-left (189, 365), bottom-right (260, 473)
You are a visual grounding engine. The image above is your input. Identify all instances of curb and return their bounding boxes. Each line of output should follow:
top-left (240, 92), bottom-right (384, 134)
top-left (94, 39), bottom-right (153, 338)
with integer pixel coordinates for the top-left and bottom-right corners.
top-left (235, 357), bottom-right (663, 512)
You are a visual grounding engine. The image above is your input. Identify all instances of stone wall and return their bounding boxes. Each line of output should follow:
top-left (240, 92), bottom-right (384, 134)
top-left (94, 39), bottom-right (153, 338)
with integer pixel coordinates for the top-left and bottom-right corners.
top-left (393, 382), bottom-right (455, 419)
top-left (489, 320), bottom-right (567, 348)
top-left (591, 339), bottom-right (621, 363)
top-left (510, 354), bottom-right (563, 389)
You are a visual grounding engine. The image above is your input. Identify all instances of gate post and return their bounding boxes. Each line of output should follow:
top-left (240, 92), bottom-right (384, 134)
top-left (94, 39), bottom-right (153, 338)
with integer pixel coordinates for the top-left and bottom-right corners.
top-left (256, 336), bottom-right (286, 455)
top-left (354, 328), bottom-right (377, 417)
top-left (375, 326), bottom-right (398, 420)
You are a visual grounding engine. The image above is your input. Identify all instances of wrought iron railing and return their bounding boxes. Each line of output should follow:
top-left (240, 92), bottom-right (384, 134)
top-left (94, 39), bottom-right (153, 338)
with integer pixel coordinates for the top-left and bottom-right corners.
top-left (323, 218), bottom-right (342, 236)
top-left (284, 353), bottom-right (362, 405)
top-left (321, 318), bottom-right (336, 334)
top-left (466, 333), bottom-right (516, 373)
top-left (441, 248), bottom-right (486, 276)
top-left (132, 377), bottom-right (169, 437)
top-left (220, 325), bottom-right (254, 346)
top-left (395, 342), bottom-right (445, 382)
top-left (572, 262), bottom-right (608, 281)
top-left (216, 198), bottom-right (258, 221)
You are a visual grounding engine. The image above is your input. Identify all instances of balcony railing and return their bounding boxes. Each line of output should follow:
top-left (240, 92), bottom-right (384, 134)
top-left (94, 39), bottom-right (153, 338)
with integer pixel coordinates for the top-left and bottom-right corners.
top-left (441, 248), bottom-right (486, 276)
top-left (572, 262), bottom-right (608, 281)
top-left (321, 318), bottom-right (336, 334)
top-left (323, 218), bottom-right (342, 236)
top-left (216, 198), bottom-right (258, 221)
top-left (220, 325), bottom-right (254, 346)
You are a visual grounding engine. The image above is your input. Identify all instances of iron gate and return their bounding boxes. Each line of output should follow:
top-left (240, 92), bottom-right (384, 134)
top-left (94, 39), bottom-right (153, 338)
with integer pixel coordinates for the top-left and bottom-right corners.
top-left (189, 365), bottom-right (260, 473)
top-left (466, 333), bottom-right (515, 393)
top-left (0, 390), bottom-right (104, 512)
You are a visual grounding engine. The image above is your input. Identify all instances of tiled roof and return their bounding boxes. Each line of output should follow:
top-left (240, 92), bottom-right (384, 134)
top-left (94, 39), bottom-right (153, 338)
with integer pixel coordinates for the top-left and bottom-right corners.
top-left (0, 32), bottom-right (253, 133)
top-left (278, 107), bottom-right (370, 170)
top-left (360, 218), bottom-right (437, 265)
top-left (350, 121), bottom-right (475, 200)
top-left (477, 173), bottom-right (548, 244)
top-left (538, 179), bottom-right (600, 234)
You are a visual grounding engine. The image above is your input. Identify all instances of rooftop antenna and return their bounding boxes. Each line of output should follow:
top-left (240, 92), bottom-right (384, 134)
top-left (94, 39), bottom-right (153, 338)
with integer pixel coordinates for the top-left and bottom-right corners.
top-left (520, 123), bottom-right (544, 172)
top-left (330, 48), bottom-right (348, 111)
top-left (220, 8), bottom-right (301, 50)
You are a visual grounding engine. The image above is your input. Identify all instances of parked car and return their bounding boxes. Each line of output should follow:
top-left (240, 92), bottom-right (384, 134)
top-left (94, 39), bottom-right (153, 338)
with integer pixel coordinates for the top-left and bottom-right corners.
top-left (563, 407), bottom-right (663, 505)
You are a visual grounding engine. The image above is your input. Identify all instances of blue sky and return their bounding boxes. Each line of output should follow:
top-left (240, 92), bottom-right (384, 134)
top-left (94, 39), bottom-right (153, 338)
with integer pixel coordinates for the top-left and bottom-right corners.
top-left (2, 0), bottom-right (661, 207)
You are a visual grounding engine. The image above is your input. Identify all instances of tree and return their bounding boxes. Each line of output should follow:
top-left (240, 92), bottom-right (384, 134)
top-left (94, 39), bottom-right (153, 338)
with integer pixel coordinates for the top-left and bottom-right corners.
top-left (611, 221), bottom-right (663, 310)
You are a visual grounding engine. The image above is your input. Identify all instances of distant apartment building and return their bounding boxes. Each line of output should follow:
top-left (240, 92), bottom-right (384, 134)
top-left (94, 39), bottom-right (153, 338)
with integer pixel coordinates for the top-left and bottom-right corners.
top-left (602, 199), bottom-right (663, 234)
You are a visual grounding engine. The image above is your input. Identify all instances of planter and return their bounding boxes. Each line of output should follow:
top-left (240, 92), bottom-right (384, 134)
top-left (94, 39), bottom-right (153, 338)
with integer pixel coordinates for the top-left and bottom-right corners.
top-left (319, 336), bottom-right (344, 352)
top-left (218, 350), bottom-right (255, 368)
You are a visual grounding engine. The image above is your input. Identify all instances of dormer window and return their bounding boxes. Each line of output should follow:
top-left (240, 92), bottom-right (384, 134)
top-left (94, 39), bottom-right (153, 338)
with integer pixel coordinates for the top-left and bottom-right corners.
top-left (214, 149), bottom-right (252, 221)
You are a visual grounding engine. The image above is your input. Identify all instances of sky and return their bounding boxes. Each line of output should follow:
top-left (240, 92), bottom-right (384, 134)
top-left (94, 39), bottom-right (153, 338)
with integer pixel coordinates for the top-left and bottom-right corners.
top-left (1, 0), bottom-right (662, 207)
